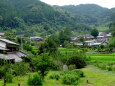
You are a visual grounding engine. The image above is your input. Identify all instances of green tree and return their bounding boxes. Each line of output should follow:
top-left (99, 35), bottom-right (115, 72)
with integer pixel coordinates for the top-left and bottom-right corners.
top-left (58, 27), bottom-right (72, 47)
top-left (2, 32), bottom-right (16, 41)
top-left (39, 36), bottom-right (58, 55)
top-left (79, 36), bottom-right (85, 46)
top-left (109, 37), bottom-right (115, 48)
top-left (112, 31), bottom-right (115, 37)
top-left (33, 53), bottom-right (53, 77)
top-left (91, 28), bottom-right (99, 38)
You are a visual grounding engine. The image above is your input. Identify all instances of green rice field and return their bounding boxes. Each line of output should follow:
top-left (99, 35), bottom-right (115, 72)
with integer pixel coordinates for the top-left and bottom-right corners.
top-left (88, 53), bottom-right (115, 62)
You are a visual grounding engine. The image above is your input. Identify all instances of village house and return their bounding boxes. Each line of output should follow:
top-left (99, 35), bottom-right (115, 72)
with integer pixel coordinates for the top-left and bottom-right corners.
top-left (0, 38), bottom-right (28, 63)
top-left (0, 33), bottom-right (5, 37)
top-left (30, 36), bottom-right (43, 42)
top-left (71, 32), bottom-right (112, 46)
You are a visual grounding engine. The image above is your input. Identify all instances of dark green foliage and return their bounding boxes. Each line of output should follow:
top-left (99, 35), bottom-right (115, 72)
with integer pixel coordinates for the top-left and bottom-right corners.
top-left (91, 28), bottom-right (99, 38)
top-left (62, 72), bottom-right (79, 85)
top-left (23, 44), bottom-right (32, 51)
top-left (79, 36), bottom-right (85, 46)
top-left (112, 31), bottom-right (115, 37)
top-left (0, 0), bottom-right (113, 36)
top-left (0, 66), bottom-right (5, 79)
top-left (5, 73), bottom-right (13, 83)
top-left (49, 73), bottom-right (60, 80)
top-left (12, 62), bottom-right (30, 76)
top-left (72, 23), bottom-right (92, 31)
top-left (39, 37), bottom-right (58, 55)
top-left (28, 74), bottom-right (43, 86)
top-left (2, 32), bottom-right (16, 42)
top-left (72, 69), bottom-right (84, 77)
top-left (106, 66), bottom-right (112, 71)
top-left (68, 64), bottom-right (76, 70)
top-left (108, 37), bottom-right (115, 48)
top-left (67, 56), bottom-right (87, 69)
top-left (0, 65), bottom-right (13, 84)
top-left (60, 4), bottom-right (110, 25)
top-left (61, 69), bottom-right (84, 85)
top-left (58, 27), bottom-right (72, 47)
top-left (30, 54), bottom-right (53, 77)
top-left (0, 0), bottom-right (76, 36)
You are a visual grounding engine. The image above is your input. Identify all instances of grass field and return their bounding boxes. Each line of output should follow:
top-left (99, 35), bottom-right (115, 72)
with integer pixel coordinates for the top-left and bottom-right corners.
top-left (59, 48), bottom-right (79, 53)
top-left (59, 48), bottom-right (115, 63)
top-left (1, 65), bottom-right (115, 86)
top-left (0, 48), bottom-right (115, 86)
top-left (88, 53), bottom-right (115, 63)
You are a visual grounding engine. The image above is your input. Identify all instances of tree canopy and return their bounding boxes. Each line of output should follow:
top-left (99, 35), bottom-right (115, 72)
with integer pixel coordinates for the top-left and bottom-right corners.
top-left (91, 29), bottom-right (99, 38)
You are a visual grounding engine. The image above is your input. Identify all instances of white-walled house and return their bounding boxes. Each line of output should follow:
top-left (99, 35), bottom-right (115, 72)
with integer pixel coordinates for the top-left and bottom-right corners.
top-left (71, 32), bottom-right (112, 46)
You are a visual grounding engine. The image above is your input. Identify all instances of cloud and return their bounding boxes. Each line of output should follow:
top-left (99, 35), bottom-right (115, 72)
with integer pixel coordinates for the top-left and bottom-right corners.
top-left (40, 0), bottom-right (115, 8)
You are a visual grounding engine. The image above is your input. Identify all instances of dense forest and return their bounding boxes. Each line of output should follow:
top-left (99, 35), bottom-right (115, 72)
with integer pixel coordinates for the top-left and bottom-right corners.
top-left (59, 4), bottom-right (111, 25)
top-left (0, 0), bottom-right (115, 36)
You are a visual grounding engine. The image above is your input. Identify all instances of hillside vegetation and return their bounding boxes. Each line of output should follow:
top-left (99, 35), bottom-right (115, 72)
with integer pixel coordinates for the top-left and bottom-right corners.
top-left (0, 0), bottom-right (115, 36)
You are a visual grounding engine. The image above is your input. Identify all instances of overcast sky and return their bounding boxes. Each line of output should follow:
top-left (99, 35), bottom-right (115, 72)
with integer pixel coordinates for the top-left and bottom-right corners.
top-left (40, 0), bottom-right (115, 8)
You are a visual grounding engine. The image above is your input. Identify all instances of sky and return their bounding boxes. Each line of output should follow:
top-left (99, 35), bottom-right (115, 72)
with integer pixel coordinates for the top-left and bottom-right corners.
top-left (40, 0), bottom-right (115, 8)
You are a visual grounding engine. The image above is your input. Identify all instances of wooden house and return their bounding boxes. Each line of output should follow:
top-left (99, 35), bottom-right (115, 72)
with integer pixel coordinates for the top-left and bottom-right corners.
top-left (0, 38), bottom-right (28, 63)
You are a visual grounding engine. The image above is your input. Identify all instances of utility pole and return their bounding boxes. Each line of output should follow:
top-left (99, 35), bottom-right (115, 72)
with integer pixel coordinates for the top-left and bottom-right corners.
top-left (21, 35), bottom-right (23, 50)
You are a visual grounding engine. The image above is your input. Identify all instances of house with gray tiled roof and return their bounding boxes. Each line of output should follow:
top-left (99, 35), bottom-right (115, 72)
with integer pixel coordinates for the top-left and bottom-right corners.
top-left (0, 37), bottom-right (28, 62)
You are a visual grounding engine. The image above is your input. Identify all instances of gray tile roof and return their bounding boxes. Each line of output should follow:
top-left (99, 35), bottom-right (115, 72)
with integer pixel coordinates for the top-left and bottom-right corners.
top-left (0, 51), bottom-right (28, 62)
top-left (0, 38), bottom-right (18, 45)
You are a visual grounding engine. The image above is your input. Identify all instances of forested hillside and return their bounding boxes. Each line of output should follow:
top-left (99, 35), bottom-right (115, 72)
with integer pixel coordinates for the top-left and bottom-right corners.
top-left (0, 0), bottom-right (77, 36)
top-left (0, 0), bottom-right (114, 36)
top-left (59, 4), bottom-right (111, 26)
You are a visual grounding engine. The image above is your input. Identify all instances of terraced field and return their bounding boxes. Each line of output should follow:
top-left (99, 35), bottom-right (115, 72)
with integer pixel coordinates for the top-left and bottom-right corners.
top-left (88, 53), bottom-right (115, 62)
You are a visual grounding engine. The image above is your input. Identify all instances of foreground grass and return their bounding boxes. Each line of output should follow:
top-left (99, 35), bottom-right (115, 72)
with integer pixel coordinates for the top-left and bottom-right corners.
top-left (1, 65), bottom-right (115, 86)
top-left (80, 65), bottom-right (115, 86)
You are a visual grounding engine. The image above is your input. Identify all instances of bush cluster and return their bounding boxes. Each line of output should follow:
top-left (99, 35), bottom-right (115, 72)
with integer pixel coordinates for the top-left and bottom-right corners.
top-left (49, 73), bottom-right (60, 80)
top-left (0, 66), bottom-right (5, 79)
top-left (62, 73), bottom-right (79, 85)
top-left (11, 62), bottom-right (30, 76)
top-left (61, 69), bottom-right (84, 85)
top-left (94, 62), bottom-right (115, 72)
top-left (67, 56), bottom-right (87, 69)
top-left (28, 74), bottom-right (43, 86)
top-left (5, 73), bottom-right (13, 83)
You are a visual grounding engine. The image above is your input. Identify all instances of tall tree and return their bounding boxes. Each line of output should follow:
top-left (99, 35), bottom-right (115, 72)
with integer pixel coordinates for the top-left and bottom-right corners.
top-left (79, 36), bottom-right (85, 46)
top-left (58, 27), bottom-right (71, 47)
top-left (91, 28), bottom-right (99, 38)
top-left (39, 36), bottom-right (58, 55)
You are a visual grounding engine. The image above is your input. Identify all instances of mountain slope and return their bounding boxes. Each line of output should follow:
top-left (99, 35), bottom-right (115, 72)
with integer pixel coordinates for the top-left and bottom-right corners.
top-left (0, 1), bottom-right (113, 36)
top-left (59, 4), bottom-right (111, 25)
top-left (0, 0), bottom-right (77, 36)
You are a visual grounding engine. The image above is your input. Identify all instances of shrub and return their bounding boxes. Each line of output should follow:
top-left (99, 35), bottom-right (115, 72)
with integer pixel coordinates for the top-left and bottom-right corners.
top-left (99, 64), bottom-right (106, 70)
top-left (68, 64), bottom-right (76, 70)
top-left (23, 44), bottom-right (32, 51)
top-left (67, 56), bottom-right (86, 69)
top-left (106, 66), bottom-right (112, 71)
top-left (49, 73), bottom-right (60, 80)
top-left (72, 69), bottom-right (84, 77)
top-left (5, 73), bottom-right (13, 83)
top-left (0, 66), bottom-right (5, 79)
top-left (112, 65), bottom-right (115, 72)
top-left (12, 62), bottom-right (30, 76)
top-left (62, 73), bottom-right (79, 85)
top-left (28, 74), bottom-right (43, 86)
